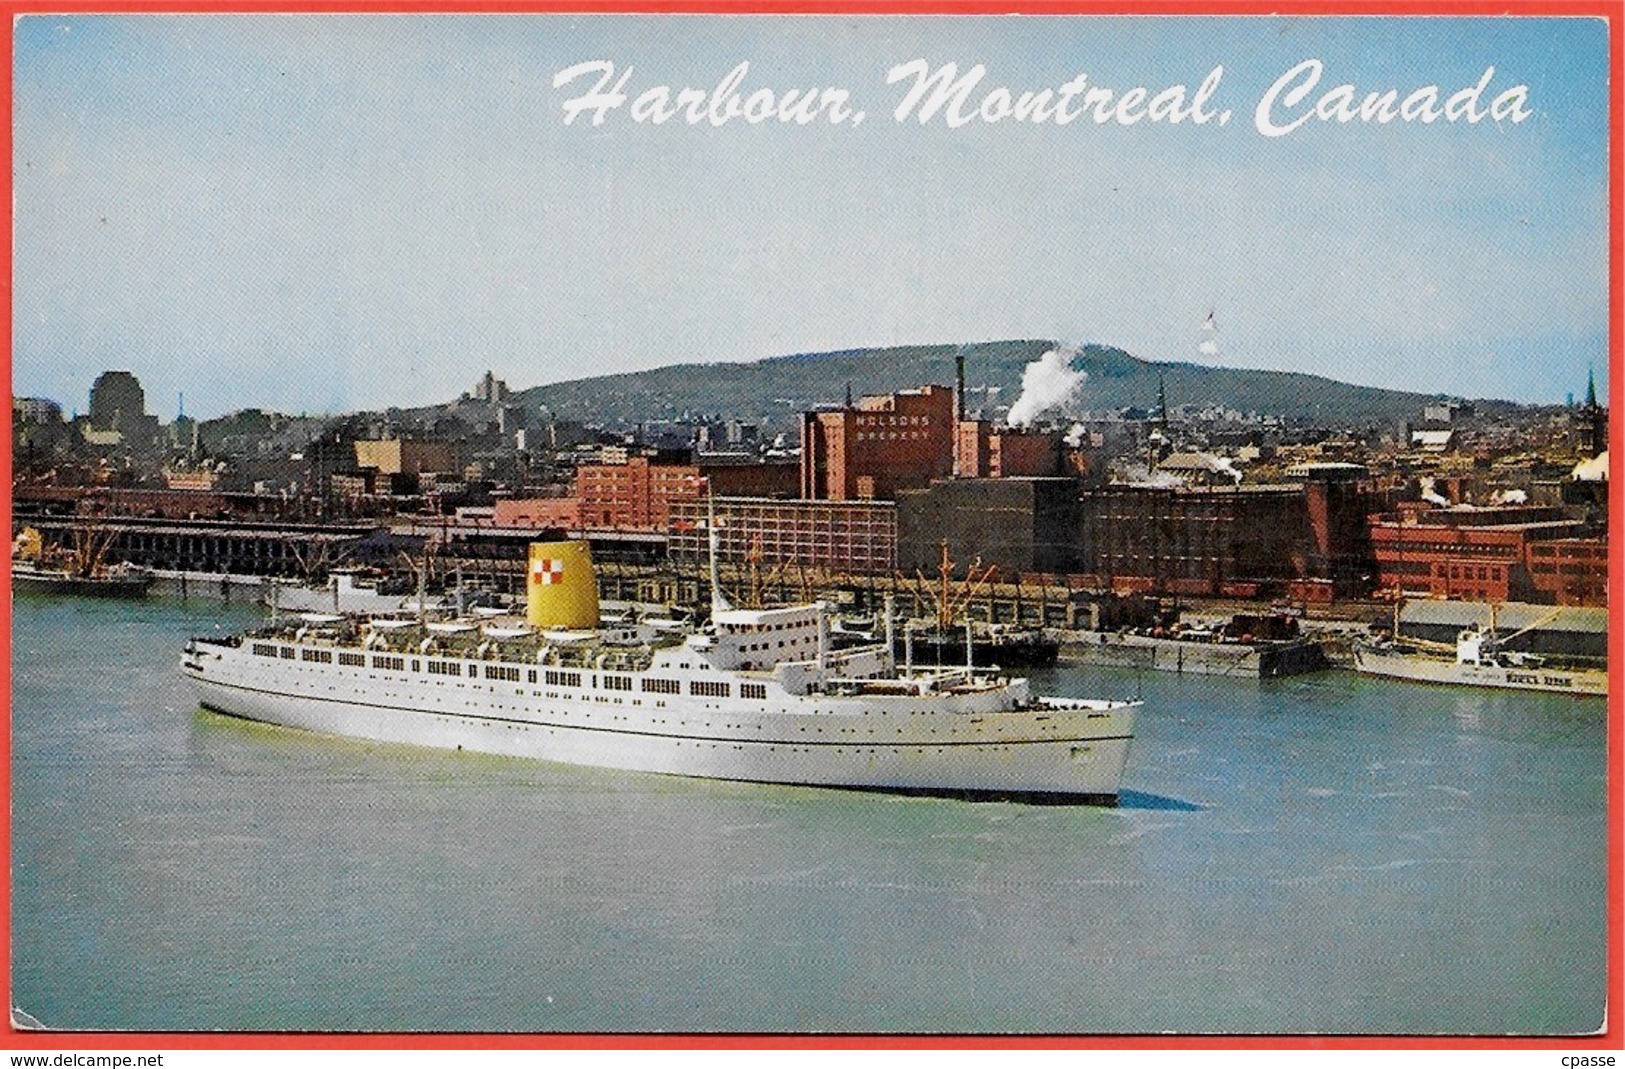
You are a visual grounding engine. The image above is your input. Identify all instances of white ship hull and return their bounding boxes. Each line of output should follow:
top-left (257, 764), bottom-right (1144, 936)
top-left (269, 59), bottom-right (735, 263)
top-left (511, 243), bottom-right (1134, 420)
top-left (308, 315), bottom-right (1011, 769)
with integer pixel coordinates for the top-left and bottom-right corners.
top-left (182, 636), bottom-right (1136, 803)
top-left (1353, 643), bottom-right (1607, 697)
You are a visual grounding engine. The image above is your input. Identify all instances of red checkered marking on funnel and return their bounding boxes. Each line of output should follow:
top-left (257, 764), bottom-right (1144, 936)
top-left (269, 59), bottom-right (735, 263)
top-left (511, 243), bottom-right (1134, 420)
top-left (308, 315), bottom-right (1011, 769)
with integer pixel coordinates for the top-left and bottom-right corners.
top-left (532, 558), bottom-right (565, 585)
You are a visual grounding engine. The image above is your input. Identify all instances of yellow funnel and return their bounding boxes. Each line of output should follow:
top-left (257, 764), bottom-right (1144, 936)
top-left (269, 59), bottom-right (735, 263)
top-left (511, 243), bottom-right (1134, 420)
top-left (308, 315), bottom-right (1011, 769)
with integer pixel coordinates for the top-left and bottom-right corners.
top-left (526, 541), bottom-right (600, 629)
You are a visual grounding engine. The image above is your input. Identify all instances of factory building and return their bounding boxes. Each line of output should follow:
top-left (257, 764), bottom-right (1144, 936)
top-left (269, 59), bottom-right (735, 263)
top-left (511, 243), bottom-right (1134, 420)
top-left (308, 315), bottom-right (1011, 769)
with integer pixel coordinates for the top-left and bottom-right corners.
top-left (1369, 503), bottom-right (1602, 605)
top-left (953, 423), bottom-right (1062, 479)
top-left (799, 385), bottom-right (956, 501)
top-left (576, 456), bottom-right (702, 530)
top-left (1525, 538), bottom-right (1609, 606)
top-left (668, 497), bottom-right (897, 577)
top-left (496, 456), bottom-right (797, 533)
top-left (1073, 484), bottom-right (1315, 597)
top-left (896, 478), bottom-right (1079, 579)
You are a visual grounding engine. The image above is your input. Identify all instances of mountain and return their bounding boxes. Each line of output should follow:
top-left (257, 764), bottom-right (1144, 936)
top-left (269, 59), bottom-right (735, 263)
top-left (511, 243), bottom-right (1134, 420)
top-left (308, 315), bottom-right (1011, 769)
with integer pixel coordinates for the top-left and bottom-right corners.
top-left (504, 340), bottom-right (1461, 429)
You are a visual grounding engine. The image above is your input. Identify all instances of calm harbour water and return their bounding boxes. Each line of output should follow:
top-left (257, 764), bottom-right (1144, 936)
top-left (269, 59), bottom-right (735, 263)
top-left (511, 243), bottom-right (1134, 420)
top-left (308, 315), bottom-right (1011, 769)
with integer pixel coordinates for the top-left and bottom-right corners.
top-left (9, 592), bottom-right (1608, 1035)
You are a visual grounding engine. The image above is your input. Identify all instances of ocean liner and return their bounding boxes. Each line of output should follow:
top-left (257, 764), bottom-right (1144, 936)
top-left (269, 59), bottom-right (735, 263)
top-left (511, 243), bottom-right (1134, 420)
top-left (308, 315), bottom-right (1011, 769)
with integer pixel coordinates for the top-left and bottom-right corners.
top-left (182, 539), bottom-right (1138, 803)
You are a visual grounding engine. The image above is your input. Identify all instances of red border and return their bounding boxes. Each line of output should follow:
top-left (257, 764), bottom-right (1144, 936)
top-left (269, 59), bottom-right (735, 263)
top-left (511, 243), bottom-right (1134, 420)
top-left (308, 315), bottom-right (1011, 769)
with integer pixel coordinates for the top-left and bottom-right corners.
top-left (0, 0), bottom-right (1617, 12)
top-left (2, 0), bottom-right (1619, 1053)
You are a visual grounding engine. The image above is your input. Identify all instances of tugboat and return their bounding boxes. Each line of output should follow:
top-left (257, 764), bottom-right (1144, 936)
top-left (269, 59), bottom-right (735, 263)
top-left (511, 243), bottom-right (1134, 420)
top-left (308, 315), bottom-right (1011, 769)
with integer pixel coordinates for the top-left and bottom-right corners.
top-left (263, 567), bottom-right (422, 615)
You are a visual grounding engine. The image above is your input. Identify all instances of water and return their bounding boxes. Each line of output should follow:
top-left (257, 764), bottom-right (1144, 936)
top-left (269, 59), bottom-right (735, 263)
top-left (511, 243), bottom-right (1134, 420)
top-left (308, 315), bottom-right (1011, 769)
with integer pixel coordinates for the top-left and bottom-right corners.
top-left (10, 593), bottom-right (1607, 1034)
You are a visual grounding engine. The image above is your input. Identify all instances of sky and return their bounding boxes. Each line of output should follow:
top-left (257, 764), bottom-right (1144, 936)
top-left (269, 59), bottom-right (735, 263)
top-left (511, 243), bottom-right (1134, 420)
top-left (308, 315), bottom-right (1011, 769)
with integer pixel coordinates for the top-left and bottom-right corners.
top-left (11, 14), bottom-right (1612, 421)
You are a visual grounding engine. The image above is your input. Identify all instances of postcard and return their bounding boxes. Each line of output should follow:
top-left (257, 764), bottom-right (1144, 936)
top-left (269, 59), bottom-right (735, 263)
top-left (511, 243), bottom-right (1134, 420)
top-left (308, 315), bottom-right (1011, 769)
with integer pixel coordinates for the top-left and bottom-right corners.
top-left (7, 8), bottom-right (1615, 1056)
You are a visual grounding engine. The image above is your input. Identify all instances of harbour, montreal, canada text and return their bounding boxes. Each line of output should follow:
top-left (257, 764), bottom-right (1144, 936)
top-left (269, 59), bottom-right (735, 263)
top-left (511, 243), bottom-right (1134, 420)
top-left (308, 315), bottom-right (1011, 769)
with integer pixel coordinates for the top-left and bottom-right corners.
top-left (550, 58), bottom-right (1533, 135)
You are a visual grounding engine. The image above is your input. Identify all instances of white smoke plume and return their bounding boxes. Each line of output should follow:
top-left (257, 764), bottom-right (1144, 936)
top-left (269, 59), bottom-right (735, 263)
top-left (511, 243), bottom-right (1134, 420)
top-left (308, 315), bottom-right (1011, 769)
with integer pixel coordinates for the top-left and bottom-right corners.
top-left (1490, 488), bottom-right (1528, 505)
top-left (1419, 477), bottom-right (1450, 506)
top-left (1213, 455), bottom-right (1244, 484)
top-left (1198, 311), bottom-right (1219, 358)
top-left (1007, 344), bottom-right (1087, 427)
top-left (1064, 422), bottom-right (1087, 448)
top-left (1573, 451), bottom-right (1609, 482)
top-left (1120, 464), bottom-right (1186, 488)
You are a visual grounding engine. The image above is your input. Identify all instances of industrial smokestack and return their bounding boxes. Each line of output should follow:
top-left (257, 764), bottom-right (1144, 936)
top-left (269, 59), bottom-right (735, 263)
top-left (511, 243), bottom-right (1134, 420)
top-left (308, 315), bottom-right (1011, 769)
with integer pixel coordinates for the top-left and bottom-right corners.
top-left (955, 352), bottom-right (966, 422)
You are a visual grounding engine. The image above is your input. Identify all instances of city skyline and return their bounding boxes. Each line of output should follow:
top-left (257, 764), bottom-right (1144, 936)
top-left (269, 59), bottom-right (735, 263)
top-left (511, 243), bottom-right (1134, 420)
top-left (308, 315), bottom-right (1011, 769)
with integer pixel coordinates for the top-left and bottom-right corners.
top-left (13, 14), bottom-right (1612, 421)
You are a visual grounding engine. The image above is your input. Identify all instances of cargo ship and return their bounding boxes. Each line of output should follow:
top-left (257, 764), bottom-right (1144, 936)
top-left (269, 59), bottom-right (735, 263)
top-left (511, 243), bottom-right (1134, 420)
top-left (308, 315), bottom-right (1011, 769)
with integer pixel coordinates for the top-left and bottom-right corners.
top-left (1061, 611), bottom-right (1330, 680)
top-left (896, 622), bottom-right (1061, 669)
top-left (11, 525), bottom-right (152, 598)
top-left (1353, 599), bottom-right (1607, 697)
top-left (1353, 629), bottom-right (1606, 697)
top-left (12, 559), bottom-right (153, 598)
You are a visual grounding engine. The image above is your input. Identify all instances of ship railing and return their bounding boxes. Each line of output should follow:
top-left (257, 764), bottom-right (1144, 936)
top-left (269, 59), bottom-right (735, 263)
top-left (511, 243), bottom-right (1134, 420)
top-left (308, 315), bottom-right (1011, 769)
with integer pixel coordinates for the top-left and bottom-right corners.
top-left (901, 666), bottom-right (1010, 694)
top-left (938, 674), bottom-right (1015, 694)
top-left (530, 644), bottom-right (654, 673)
top-left (1035, 694), bottom-right (1139, 713)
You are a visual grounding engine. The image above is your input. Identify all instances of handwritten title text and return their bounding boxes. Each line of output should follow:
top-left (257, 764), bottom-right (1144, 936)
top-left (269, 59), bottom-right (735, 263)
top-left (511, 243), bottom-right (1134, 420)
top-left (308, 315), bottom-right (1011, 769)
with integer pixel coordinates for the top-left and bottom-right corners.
top-left (550, 58), bottom-right (1533, 136)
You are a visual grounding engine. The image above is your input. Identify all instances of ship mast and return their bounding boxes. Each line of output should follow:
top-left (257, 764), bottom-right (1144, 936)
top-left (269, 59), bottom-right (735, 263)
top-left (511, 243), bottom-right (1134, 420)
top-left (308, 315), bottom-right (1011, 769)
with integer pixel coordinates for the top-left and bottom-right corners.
top-left (883, 593), bottom-right (897, 673)
top-left (915, 541), bottom-right (996, 633)
top-left (706, 492), bottom-right (732, 616)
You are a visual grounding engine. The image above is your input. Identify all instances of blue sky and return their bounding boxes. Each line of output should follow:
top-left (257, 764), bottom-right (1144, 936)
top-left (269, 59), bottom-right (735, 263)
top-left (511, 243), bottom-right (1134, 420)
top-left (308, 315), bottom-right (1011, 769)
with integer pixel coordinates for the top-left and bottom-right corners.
top-left (12, 14), bottom-right (1611, 420)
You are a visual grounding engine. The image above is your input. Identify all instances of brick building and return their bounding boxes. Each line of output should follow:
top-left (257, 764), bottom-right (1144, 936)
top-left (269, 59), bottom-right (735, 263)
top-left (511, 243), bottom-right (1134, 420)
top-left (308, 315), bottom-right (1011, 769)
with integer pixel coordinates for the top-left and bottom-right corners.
top-left (1075, 484), bottom-right (1317, 597)
top-left (757, 471), bottom-right (1392, 598)
top-left (893, 477), bottom-right (1385, 598)
top-left (1368, 504), bottom-right (1598, 604)
top-left (500, 457), bottom-right (796, 532)
top-left (800, 385), bottom-right (956, 501)
top-left (575, 456), bottom-right (702, 530)
top-left (1302, 475), bottom-right (1391, 595)
top-left (954, 422), bottom-right (1061, 479)
top-left (698, 457), bottom-right (800, 498)
top-left (492, 495), bottom-right (581, 529)
top-left (1525, 538), bottom-right (1608, 606)
top-left (896, 478), bottom-right (1079, 579)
